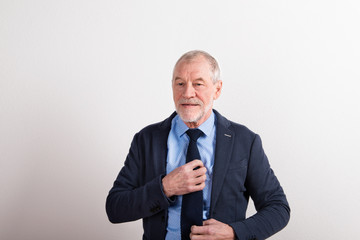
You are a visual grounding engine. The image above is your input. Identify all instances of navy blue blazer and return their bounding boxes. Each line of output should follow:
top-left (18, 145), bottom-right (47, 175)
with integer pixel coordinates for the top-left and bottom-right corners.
top-left (106, 110), bottom-right (290, 240)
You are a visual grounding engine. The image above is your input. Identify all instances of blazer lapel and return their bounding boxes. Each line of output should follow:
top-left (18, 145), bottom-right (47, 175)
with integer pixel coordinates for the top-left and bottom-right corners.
top-left (153, 112), bottom-right (177, 176)
top-left (210, 111), bottom-right (234, 213)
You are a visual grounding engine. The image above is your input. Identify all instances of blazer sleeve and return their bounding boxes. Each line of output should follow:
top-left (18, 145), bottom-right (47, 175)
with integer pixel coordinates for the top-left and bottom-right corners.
top-left (229, 134), bottom-right (290, 240)
top-left (105, 132), bottom-right (170, 223)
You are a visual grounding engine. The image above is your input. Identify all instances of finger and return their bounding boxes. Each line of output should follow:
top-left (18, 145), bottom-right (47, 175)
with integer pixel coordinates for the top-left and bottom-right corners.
top-left (194, 166), bottom-right (207, 176)
top-left (193, 180), bottom-right (206, 190)
top-left (188, 180), bottom-right (205, 192)
top-left (187, 167), bottom-right (206, 179)
top-left (187, 159), bottom-right (204, 169)
top-left (194, 175), bottom-right (206, 186)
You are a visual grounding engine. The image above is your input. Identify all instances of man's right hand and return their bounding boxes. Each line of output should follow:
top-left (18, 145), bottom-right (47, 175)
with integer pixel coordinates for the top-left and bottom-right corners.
top-left (162, 160), bottom-right (207, 198)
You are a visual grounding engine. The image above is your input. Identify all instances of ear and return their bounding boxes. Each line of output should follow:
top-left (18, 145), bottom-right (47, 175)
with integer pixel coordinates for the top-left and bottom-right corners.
top-left (213, 80), bottom-right (223, 100)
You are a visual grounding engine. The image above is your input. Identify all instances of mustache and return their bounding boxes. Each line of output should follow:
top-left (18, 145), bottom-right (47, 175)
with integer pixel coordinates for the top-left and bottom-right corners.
top-left (178, 98), bottom-right (203, 105)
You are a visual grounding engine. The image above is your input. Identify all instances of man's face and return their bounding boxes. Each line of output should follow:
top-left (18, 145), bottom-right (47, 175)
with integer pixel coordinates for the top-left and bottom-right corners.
top-left (172, 56), bottom-right (222, 128)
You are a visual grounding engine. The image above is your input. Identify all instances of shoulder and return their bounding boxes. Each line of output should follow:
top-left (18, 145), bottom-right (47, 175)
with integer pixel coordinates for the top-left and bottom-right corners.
top-left (214, 110), bottom-right (257, 142)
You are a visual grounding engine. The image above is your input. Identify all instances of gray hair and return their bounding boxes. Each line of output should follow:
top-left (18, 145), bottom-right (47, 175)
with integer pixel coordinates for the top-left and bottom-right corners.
top-left (173, 50), bottom-right (221, 83)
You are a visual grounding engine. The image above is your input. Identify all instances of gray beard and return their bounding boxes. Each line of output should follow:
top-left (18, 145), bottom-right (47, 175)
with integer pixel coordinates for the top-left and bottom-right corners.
top-left (176, 99), bottom-right (213, 124)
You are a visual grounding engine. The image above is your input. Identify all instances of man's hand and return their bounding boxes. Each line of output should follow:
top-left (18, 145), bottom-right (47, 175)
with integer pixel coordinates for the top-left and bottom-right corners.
top-left (190, 219), bottom-right (235, 240)
top-left (162, 160), bottom-right (206, 197)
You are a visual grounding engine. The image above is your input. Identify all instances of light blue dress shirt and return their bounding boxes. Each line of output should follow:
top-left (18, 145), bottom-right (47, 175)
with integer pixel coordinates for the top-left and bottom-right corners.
top-left (165, 111), bottom-right (216, 240)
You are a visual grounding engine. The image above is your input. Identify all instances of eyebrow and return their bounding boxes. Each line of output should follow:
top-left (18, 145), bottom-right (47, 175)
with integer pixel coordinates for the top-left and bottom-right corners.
top-left (173, 77), bottom-right (205, 81)
top-left (193, 78), bottom-right (205, 82)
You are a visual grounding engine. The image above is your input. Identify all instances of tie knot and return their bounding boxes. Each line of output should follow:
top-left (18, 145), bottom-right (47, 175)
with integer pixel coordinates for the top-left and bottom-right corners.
top-left (186, 129), bottom-right (203, 141)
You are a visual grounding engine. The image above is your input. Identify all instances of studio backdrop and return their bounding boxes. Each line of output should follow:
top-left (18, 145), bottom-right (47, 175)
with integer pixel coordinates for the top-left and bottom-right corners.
top-left (1, 0), bottom-right (359, 239)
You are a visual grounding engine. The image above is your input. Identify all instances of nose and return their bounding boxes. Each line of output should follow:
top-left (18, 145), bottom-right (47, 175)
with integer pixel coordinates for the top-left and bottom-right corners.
top-left (182, 83), bottom-right (196, 98)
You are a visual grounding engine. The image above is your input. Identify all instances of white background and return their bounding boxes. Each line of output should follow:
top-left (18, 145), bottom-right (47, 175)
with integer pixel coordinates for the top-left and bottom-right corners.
top-left (1, 0), bottom-right (360, 239)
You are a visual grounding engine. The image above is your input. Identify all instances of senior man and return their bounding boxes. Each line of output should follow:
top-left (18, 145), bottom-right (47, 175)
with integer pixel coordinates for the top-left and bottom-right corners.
top-left (106, 50), bottom-right (290, 240)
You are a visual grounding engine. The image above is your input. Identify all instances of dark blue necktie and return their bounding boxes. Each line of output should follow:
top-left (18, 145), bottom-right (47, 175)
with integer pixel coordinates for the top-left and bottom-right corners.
top-left (181, 128), bottom-right (203, 240)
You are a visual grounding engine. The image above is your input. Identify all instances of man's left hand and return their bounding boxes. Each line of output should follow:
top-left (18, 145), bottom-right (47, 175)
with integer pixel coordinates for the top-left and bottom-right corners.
top-left (190, 218), bottom-right (235, 240)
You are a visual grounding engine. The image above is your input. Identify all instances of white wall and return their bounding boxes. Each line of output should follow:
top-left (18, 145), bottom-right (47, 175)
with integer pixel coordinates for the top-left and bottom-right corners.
top-left (1, 1), bottom-right (359, 239)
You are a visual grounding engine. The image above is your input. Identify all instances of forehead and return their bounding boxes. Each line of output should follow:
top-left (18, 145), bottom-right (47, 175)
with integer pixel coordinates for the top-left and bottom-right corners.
top-left (173, 56), bottom-right (212, 79)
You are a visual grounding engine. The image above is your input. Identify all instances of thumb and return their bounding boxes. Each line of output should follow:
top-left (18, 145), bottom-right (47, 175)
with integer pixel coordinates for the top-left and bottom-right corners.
top-left (203, 219), bottom-right (216, 225)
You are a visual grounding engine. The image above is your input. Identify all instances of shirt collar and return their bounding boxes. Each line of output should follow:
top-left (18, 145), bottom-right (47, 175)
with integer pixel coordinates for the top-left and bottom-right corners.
top-left (174, 111), bottom-right (216, 138)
